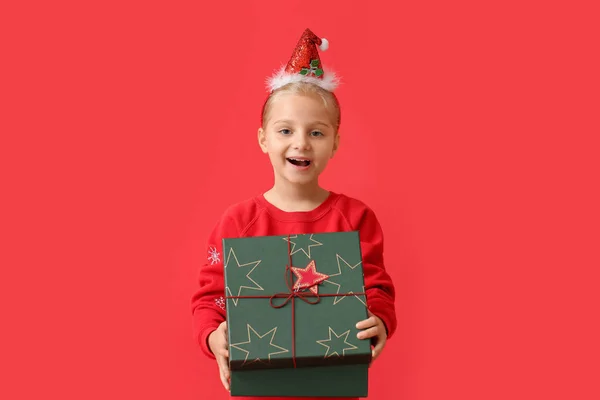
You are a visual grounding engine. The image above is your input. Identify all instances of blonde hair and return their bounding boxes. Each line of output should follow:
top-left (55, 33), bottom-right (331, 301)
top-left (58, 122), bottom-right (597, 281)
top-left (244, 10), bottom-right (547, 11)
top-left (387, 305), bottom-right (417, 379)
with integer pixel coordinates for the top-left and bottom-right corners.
top-left (260, 82), bottom-right (341, 132)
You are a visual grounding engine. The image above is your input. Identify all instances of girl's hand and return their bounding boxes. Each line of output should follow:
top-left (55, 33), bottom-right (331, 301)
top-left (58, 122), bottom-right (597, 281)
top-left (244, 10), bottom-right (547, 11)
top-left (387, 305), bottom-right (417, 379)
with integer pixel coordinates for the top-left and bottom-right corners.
top-left (356, 311), bottom-right (387, 361)
top-left (208, 321), bottom-right (230, 391)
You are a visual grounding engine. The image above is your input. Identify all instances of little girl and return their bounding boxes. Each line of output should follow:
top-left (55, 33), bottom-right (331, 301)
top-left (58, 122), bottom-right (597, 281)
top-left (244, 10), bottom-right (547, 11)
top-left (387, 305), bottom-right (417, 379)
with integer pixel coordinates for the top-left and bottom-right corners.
top-left (191, 28), bottom-right (396, 400)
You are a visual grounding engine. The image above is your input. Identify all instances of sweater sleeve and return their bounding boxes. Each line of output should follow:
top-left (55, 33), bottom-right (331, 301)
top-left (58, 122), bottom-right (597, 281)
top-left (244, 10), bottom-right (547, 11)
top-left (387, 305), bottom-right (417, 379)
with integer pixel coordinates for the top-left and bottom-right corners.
top-left (355, 207), bottom-right (398, 339)
top-left (190, 213), bottom-right (239, 359)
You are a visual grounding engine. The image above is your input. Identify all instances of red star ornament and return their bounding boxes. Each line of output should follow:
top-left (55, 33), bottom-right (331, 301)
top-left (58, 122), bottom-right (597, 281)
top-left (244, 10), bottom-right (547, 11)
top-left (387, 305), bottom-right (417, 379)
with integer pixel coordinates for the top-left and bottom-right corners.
top-left (291, 260), bottom-right (330, 295)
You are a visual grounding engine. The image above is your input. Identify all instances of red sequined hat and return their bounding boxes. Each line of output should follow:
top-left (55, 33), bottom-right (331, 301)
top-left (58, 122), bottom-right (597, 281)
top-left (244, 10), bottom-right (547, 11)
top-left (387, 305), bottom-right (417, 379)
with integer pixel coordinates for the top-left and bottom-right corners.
top-left (266, 28), bottom-right (340, 92)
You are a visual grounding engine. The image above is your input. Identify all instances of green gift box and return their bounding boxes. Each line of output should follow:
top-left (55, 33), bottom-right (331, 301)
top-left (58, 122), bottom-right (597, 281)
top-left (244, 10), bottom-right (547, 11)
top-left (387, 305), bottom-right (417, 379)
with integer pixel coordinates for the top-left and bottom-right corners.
top-left (223, 231), bottom-right (371, 397)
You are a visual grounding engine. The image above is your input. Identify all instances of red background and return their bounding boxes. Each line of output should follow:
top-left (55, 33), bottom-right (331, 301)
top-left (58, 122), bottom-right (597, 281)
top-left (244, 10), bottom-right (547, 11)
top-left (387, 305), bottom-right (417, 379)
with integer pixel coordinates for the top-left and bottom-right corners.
top-left (2, 1), bottom-right (599, 399)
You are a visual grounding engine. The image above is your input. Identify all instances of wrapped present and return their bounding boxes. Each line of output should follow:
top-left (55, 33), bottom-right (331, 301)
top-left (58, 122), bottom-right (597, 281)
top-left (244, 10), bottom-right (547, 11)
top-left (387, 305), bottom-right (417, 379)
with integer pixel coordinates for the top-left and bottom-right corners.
top-left (229, 364), bottom-right (369, 397)
top-left (223, 231), bottom-right (371, 397)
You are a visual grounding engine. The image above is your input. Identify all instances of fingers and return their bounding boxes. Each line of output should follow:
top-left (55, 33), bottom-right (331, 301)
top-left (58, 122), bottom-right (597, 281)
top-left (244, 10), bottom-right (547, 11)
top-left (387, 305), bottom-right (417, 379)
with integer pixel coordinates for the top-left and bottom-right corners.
top-left (216, 354), bottom-right (230, 391)
top-left (219, 365), bottom-right (230, 391)
top-left (219, 322), bottom-right (228, 342)
top-left (218, 328), bottom-right (229, 360)
top-left (356, 312), bottom-right (387, 361)
top-left (372, 337), bottom-right (386, 360)
top-left (357, 325), bottom-right (380, 340)
top-left (355, 316), bottom-right (377, 330)
top-left (215, 322), bottom-right (231, 391)
top-left (212, 330), bottom-right (229, 356)
top-left (215, 346), bottom-right (229, 359)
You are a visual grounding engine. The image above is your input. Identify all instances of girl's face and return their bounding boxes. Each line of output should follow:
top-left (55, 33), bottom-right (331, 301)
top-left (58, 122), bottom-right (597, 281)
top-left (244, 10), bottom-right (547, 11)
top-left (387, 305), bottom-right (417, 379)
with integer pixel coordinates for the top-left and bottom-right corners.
top-left (258, 92), bottom-right (339, 187)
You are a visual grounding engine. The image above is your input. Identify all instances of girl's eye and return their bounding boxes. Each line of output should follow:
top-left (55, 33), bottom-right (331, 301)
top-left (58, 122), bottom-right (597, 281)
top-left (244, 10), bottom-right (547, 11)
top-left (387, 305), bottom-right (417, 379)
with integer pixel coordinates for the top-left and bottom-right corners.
top-left (311, 131), bottom-right (324, 137)
top-left (279, 129), bottom-right (291, 135)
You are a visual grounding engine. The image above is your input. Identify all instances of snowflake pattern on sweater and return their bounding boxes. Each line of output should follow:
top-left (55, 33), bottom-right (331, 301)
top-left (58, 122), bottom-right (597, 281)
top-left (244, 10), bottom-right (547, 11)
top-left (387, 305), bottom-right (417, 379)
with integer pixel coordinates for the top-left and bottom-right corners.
top-left (207, 246), bottom-right (220, 265)
top-left (214, 296), bottom-right (225, 310)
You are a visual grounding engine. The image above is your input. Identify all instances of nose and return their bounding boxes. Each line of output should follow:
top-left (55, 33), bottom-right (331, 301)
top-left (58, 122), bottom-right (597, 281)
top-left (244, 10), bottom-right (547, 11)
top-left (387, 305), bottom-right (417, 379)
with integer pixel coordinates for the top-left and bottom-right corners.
top-left (292, 131), bottom-right (311, 150)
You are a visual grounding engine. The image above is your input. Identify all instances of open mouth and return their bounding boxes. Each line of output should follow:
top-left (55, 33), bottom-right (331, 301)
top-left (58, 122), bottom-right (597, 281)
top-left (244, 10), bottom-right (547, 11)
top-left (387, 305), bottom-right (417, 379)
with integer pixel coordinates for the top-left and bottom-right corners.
top-left (287, 158), bottom-right (311, 167)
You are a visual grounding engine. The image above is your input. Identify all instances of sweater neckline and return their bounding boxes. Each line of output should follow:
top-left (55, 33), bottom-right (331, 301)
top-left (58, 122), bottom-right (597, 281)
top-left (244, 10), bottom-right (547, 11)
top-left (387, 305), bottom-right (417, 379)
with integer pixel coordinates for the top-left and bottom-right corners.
top-left (255, 191), bottom-right (339, 222)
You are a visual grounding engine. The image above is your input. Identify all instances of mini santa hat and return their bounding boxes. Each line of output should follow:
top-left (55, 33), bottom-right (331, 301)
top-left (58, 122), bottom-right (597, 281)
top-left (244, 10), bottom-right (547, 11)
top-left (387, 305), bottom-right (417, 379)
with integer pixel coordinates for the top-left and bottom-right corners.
top-left (266, 28), bottom-right (340, 92)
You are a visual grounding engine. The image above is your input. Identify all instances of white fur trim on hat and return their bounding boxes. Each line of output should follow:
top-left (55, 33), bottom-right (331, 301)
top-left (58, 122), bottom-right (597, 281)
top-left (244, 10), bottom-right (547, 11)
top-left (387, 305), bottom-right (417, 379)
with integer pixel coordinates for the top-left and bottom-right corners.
top-left (266, 66), bottom-right (340, 92)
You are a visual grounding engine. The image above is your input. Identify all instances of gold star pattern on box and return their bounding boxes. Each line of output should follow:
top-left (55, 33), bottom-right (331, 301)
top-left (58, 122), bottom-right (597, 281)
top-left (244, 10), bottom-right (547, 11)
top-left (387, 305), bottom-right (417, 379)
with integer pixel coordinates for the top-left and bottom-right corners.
top-left (230, 324), bottom-right (289, 366)
top-left (224, 248), bottom-right (263, 306)
top-left (316, 327), bottom-right (359, 358)
top-left (322, 254), bottom-right (367, 305)
top-left (282, 234), bottom-right (323, 259)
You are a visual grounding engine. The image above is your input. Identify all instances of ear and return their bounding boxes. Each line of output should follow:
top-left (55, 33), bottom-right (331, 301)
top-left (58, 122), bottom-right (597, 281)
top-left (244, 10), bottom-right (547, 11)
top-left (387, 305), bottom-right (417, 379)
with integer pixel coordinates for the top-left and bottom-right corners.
top-left (331, 133), bottom-right (340, 158)
top-left (258, 127), bottom-right (268, 153)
